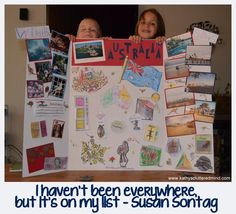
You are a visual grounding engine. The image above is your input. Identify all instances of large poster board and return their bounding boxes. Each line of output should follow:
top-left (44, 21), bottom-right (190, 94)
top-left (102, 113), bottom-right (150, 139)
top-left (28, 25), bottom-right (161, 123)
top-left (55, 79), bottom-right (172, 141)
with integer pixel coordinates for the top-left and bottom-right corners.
top-left (22, 32), bottom-right (215, 177)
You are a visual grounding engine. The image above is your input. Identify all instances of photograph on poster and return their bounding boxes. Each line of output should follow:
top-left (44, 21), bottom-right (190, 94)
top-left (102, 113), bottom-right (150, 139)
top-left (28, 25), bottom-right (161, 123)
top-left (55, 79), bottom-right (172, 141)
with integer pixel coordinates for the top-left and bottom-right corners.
top-left (48, 75), bottom-right (66, 99)
top-left (51, 119), bottom-right (65, 138)
top-left (194, 100), bottom-right (216, 123)
top-left (165, 57), bottom-right (189, 79)
top-left (26, 38), bottom-right (51, 61)
top-left (165, 86), bottom-right (195, 109)
top-left (50, 30), bottom-right (70, 54)
top-left (52, 52), bottom-right (68, 76)
top-left (35, 61), bottom-right (53, 82)
top-left (165, 32), bottom-right (193, 58)
top-left (185, 72), bottom-right (216, 94)
top-left (185, 45), bottom-right (212, 65)
top-left (165, 114), bottom-right (196, 137)
top-left (73, 40), bottom-right (105, 63)
top-left (26, 80), bottom-right (44, 98)
top-left (44, 157), bottom-right (68, 170)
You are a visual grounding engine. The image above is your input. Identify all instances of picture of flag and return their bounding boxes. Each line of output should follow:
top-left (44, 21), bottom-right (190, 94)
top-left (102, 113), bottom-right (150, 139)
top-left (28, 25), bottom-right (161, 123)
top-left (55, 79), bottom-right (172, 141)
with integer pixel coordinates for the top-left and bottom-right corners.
top-left (121, 58), bottom-right (162, 92)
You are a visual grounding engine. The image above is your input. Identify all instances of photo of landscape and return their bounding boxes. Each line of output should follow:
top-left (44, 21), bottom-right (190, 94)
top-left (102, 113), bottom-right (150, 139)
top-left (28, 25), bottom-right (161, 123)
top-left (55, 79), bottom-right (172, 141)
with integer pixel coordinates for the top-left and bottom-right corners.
top-left (165, 57), bottom-right (189, 79)
top-left (166, 114), bottom-right (196, 137)
top-left (165, 86), bottom-right (195, 108)
top-left (185, 72), bottom-right (216, 94)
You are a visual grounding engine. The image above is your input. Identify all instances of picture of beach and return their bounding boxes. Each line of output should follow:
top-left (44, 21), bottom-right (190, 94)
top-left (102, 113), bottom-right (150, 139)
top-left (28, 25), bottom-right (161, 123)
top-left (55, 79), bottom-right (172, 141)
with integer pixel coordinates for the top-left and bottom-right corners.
top-left (166, 32), bottom-right (193, 58)
top-left (185, 72), bottom-right (216, 94)
top-left (165, 86), bottom-right (195, 109)
top-left (165, 114), bottom-right (196, 137)
top-left (165, 57), bottom-right (189, 79)
top-left (185, 45), bottom-right (212, 65)
top-left (73, 40), bottom-right (105, 63)
top-left (194, 100), bottom-right (216, 123)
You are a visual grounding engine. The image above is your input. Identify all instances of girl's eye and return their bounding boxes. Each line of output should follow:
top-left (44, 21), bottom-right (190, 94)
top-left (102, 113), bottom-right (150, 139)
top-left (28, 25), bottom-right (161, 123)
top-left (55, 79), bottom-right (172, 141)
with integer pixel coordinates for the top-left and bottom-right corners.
top-left (151, 22), bottom-right (157, 26)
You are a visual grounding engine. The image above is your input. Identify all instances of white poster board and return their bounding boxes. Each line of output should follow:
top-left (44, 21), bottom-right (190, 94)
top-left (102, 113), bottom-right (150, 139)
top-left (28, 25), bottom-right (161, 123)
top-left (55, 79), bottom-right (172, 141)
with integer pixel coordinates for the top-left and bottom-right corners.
top-left (22, 32), bottom-right (215, 177)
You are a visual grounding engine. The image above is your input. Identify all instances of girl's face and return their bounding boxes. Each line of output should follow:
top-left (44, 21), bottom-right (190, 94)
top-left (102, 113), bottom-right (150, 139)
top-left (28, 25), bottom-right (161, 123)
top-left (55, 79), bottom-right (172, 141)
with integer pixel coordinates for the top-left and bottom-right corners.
top-left (138, 11), bottom-right (158, 39)
top-left (77, 19), bottom-right (100, 39)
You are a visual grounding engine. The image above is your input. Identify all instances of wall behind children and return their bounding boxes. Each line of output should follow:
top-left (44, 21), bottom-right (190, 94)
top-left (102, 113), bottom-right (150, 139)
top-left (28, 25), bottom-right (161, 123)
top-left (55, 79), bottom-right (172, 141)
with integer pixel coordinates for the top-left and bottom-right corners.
top-left (5, 4), bottom-right (231, 159)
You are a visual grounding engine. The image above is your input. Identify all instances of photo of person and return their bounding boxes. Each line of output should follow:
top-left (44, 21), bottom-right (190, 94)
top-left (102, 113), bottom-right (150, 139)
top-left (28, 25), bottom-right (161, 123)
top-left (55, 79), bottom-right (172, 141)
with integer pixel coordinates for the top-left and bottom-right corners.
top-left (51, 120), bottom-right (65, 138)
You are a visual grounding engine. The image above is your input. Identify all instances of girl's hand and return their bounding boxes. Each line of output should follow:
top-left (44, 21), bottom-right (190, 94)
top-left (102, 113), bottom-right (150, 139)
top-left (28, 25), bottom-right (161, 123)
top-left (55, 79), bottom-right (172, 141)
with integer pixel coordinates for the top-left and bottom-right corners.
top-left (155, 36), bottom-right (166, 44)
top-left (129, 35), bottom-right (142, 43)
top-left (65, 34), bottom-right (76, 41)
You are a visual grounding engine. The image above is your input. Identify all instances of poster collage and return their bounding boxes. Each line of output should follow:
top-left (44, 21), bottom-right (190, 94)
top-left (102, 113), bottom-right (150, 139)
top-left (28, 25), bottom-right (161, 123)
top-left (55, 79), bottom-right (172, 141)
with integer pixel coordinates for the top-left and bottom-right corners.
top-left (22, 26), bottom-right (219, 177)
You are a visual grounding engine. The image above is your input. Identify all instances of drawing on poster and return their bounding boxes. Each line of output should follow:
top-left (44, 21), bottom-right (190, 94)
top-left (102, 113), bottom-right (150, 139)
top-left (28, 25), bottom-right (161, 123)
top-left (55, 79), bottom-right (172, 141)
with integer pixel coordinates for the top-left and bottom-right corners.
top-left (72, 67), bottom-right (108, 92)
top-left (167, 138), bottom-right (181, 156)
top-left (135, 98), bottom-right (154, 120)
top-left (194, 156), bottom-right (213, 171)
top-left (144, 125), bottom-right (158, 142)
top-left (122, 58), bottom-right (162, 92)
top-left (81, 136), bottom-right (109, 165)
top-left (176, 153), bottom-right (192, 170)
top-left (117, 141), bottom-right (129, 167)
top-left (140, 145), bottom-right (162, 166)
top-left (195, 134), bottom-right (212, 154)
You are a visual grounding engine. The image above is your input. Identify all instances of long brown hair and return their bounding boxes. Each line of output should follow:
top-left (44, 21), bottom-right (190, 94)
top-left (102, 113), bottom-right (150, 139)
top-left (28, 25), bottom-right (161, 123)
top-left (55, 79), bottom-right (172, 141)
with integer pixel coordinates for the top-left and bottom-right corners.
top-left (135, 8), bottom-right (165, 38)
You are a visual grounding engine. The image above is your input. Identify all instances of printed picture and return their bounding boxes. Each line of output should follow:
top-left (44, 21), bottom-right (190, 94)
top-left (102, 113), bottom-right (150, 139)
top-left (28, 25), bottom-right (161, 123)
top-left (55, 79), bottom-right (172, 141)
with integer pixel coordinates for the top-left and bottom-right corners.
top-left (185, 104), bottom-right (196, 114)
top-left (35, 61), bottom-right (53, 82)
top-left (195, 134), bottom-right (212, 154)
top-left (52, 52), bottom-right (68, 76)
top-left (165, 32), bottom-right (193, 58)
top-left (185, 72), bottom-right (216, 94)
top-left (44, 157), bottom-right (68, 170)
top-left (165, 86), bottom-right (195, 109)
top-left (27, 80), bottom-right (44, 98)
top-left (165, 114), bottom-right (196, 137)
top-left (165, 57), bottom-right (189, 79)
top-left (73, 40), bottom-right (105, 63)
top-left (51, 119), bottom-right (65, 138)
top-left (26, 38), bottom-right (51, 61)
top-left (194, 100), bottom-right (216, 123)
top-left (48, 75), bottom-right (66, 99)
top-left (185, 45), bottom-right (212, 65)
top-left (50, 30), bottom-right (70, 54)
